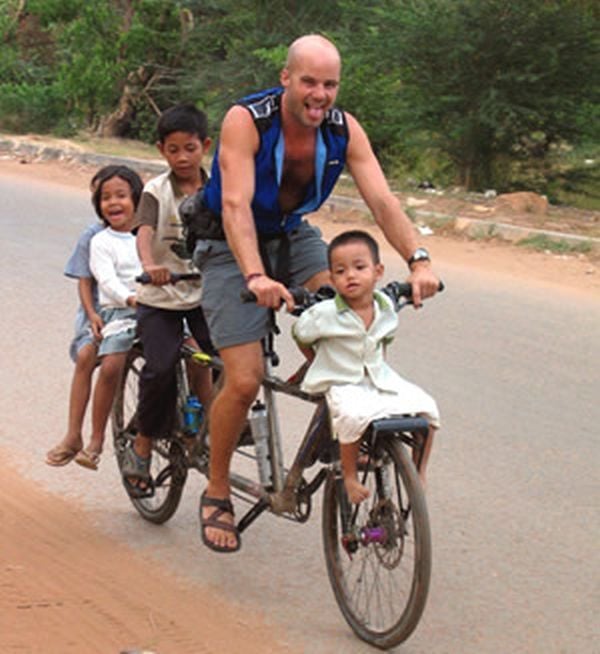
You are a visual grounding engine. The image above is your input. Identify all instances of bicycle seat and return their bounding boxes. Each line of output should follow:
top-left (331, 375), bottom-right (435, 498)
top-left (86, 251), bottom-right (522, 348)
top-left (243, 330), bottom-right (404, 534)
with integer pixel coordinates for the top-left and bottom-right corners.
top-left (369, 416), bottom-right (430, 436)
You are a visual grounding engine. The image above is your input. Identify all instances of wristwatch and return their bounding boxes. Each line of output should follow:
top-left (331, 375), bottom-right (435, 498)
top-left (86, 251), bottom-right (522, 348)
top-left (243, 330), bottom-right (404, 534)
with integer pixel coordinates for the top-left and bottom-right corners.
top-left (407, 247), bottom-right (431, 268)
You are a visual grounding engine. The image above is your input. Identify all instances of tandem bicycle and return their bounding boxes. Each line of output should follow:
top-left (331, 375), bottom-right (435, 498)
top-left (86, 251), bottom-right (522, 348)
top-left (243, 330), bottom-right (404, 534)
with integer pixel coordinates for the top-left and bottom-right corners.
top-left (111, 276), bottom-right (439, 649)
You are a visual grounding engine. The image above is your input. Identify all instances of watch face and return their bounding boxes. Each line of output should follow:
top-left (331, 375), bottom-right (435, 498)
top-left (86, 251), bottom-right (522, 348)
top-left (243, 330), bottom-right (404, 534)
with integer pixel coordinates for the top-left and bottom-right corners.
top-left (408, 248), bottom-right (430, 267)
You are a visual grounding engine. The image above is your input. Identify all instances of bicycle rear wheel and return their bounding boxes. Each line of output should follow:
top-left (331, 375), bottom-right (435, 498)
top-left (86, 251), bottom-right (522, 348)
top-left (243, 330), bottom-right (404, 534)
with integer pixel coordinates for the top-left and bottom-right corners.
top-left (111, 345), bottom-right (188, 524)
top-left (322, 435), bottom-right (431, 649)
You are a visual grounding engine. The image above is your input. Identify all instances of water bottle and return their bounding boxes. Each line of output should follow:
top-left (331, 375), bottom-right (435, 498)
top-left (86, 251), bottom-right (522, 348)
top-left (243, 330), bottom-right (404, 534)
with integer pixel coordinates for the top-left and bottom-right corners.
top-left (249, 400), bottom-right (272, 488)
top-left (183, 395), bottom-right (203, 435)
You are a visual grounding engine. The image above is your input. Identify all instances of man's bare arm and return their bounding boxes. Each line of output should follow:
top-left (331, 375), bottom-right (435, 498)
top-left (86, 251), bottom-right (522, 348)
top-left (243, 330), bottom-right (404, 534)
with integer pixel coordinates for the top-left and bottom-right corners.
top-left (219, 106), bottom-right (293, 309)
top-left (345, 112), bottom-right (439, 305)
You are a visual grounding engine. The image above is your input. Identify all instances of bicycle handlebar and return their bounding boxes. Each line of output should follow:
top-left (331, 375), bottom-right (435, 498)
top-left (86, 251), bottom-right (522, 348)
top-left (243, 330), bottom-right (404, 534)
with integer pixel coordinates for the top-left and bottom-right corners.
top-left (136, 272), bottom-right (201, 285)
top-left (241, 280), bottom-right (444, 315)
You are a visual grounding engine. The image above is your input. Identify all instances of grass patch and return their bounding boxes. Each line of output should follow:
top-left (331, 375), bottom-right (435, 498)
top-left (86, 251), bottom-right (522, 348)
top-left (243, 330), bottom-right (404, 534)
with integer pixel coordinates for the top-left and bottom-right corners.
top-left (471, 223), bottom-right (499, 241)
top-left (72, 133), bottom-right (159, 160)
top-left (517, 234), bottom-right (594, 255)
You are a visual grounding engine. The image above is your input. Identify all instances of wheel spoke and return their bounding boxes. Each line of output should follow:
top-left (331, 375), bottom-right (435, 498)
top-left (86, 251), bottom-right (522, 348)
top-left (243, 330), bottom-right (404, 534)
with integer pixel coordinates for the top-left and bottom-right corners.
top-left (111, 347), bottom-right (187, 524)
top-left (322, 435), bottom-right (431, 648)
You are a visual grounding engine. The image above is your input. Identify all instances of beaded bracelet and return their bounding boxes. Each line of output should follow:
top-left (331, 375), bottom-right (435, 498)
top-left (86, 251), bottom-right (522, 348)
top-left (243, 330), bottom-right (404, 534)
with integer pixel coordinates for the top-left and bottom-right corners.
top-left (245, 272), bottom-right (264, 284)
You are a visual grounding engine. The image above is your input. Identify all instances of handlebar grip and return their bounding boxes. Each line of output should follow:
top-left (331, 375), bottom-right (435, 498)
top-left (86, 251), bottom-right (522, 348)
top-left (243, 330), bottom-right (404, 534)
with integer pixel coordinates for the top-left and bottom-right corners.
top-left (240, 288), bottom-right (257, 303)
top-left (239, 286), bottom-right (315, 305)
top-left (381, 279), bottom-right (445, 305)
top-left (136, 272), bottom-right (201, 285)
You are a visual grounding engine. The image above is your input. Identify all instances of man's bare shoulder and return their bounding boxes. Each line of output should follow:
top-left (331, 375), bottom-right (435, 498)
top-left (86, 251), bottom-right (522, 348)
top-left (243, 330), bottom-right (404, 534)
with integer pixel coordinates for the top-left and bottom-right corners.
top-left (220, 106), bottom-right (258, 155)
top-left (222, 104), bottom-right (254, 128)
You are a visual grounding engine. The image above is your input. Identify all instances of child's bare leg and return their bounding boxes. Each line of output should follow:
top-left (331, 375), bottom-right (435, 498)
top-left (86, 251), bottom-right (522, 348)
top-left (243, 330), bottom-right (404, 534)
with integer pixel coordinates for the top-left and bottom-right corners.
top-left (413, 427), bottom-right (435, 490)
top-left (47, 343), bottom-right (97, 460)
top-left (87, 353), bottom-right (127, 454)
top-left (187, 360), bottom-right (213, 407)
top-left (66, 343), bottom-right (97, 443)
top-left (341, 440), bottom-right (370, 504)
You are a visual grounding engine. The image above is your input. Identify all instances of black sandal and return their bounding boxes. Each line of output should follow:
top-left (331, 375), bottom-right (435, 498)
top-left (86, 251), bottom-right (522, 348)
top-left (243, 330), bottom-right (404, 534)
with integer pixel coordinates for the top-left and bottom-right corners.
top-left (199, 492), bottom-right (241, 553)
top-left (121, 446), bottom-right (155, 499)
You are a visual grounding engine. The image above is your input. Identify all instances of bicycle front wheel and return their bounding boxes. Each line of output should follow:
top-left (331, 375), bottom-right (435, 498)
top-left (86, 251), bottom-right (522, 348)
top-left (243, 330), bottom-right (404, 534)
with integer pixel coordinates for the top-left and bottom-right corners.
top-left (112, 346), bottom-right (188, 524)
top-left (322, 435), bottom-right (431, 649)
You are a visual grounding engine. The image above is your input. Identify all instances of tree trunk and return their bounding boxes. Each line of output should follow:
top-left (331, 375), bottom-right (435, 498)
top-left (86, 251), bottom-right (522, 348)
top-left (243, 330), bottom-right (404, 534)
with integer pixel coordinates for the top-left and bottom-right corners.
top-left (96, 67), bottom-right (150, 138)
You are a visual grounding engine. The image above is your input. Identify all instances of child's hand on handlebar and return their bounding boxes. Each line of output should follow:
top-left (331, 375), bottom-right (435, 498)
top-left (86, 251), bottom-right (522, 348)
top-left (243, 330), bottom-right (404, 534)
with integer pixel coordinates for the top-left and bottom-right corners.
top-left (246, 274), bottom-right (295, 312)
top-left (142, 264), bottom-right (171, 286)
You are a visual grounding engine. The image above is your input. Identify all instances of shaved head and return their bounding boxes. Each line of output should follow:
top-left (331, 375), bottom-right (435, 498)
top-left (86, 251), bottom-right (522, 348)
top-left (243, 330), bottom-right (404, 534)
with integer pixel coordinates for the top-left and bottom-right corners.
top-left (285, 34), bottom-right (341, 73)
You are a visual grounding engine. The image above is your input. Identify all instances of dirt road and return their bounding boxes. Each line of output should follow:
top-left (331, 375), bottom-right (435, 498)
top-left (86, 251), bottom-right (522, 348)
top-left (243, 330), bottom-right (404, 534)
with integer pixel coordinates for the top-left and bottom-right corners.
top-left (1, 158), bottom-right (598, 653)
top-left (0, 449), bottom-right (297, 654)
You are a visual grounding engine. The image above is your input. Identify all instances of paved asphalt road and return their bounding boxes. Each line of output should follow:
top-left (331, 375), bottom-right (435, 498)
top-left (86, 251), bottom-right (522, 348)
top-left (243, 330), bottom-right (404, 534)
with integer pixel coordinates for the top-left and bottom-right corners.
top-left (1, 172), bottom-right (598, 653)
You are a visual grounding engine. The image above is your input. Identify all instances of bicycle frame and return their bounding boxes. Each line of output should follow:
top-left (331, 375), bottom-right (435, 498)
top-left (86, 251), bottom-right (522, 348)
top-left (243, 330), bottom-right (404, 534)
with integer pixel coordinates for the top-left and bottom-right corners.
top-left (185, 334), bottom-right (335, 533)
top-left (184, 306), bottom-right (430, 536)
top-left (114, 279), bottom-right (437, 648)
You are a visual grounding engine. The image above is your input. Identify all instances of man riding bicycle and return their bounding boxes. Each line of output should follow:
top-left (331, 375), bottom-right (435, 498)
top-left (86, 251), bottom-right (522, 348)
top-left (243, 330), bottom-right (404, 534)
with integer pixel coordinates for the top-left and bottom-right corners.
top-left (184, 33), bottom-right (440, 553)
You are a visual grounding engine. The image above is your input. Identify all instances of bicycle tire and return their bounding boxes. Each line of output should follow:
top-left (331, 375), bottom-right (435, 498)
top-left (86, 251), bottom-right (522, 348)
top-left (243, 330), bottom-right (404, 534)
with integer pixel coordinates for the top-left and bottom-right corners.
top-left (322, 435), bottom-right (431, 649)
top-left (111, 345), bottom-right (188, 524)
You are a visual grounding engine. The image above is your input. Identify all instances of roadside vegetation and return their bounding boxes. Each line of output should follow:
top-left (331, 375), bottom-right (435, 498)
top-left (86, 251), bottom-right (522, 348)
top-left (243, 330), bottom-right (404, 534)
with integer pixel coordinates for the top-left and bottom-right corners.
top-left (517, 234), bottom-right (594, 256)
top-left (0, 0), bottom-right (598, 208)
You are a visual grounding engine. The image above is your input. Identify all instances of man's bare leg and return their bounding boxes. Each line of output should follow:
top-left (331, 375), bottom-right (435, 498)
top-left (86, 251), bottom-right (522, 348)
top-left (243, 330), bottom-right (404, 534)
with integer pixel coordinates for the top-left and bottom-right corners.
top-left (202, 341), bottom-right (264, 550)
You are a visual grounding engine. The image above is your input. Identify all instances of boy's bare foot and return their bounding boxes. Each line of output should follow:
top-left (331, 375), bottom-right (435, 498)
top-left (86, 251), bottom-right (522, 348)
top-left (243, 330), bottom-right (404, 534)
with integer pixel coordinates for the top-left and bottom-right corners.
top-left (344, 477), bottom-right (370, 504)
top-left (74, 447), bottom-right (102, 471)
top-left (45, 436), bottom-right (83, 466)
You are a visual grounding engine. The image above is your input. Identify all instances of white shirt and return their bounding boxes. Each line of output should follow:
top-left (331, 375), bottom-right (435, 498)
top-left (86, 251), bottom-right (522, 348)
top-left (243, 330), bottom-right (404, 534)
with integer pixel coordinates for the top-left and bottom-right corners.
top-left (292, 291), bottom-right (401, 394)
top-left (90, 227), bottom-right (141, 308)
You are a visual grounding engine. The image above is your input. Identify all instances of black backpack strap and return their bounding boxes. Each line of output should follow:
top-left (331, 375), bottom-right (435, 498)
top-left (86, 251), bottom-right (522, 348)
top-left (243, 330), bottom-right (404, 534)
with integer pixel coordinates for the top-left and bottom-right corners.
top-left (257, 232), bottom-right (291, 287)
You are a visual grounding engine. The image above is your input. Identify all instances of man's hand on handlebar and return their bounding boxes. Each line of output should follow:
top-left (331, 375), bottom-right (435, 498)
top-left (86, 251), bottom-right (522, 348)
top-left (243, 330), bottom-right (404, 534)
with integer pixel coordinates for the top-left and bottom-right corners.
top-left (246, 274), bottom-right (295, 312)
top-left (407, 264), bottom-right (440, 308)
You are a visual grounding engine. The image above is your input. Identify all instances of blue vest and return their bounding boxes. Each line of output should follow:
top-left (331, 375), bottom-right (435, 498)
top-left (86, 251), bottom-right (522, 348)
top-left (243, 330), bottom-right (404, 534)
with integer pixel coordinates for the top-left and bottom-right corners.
top-left (202, 87), bottom-right (348, 235)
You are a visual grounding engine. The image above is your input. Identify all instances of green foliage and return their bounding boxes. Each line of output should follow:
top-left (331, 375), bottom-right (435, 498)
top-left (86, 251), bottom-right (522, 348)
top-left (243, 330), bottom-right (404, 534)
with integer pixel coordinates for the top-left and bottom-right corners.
top-left (178, 1), bottom-right (343, 127)
top-left (0, 82), bottom-right (66, 133)
top-left (0, 0), bottom-right (597, 208)
top-left (365, 0), bottom-right (600, 190)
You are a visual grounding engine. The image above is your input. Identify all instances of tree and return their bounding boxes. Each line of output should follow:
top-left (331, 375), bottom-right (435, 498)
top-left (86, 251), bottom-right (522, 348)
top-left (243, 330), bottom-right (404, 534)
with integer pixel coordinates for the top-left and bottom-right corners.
top-left (352, 0), bottom-right (599, 190)
top-left (179, 0), bottom-right (344, 128)
top-left (0, 0), bottom-right (201, 136)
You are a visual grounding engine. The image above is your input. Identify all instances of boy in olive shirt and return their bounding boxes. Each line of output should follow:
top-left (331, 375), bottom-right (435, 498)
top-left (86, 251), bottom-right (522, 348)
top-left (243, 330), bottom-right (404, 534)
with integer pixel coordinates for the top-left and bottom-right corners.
top-left (122, 103), bottom-right (213, 497)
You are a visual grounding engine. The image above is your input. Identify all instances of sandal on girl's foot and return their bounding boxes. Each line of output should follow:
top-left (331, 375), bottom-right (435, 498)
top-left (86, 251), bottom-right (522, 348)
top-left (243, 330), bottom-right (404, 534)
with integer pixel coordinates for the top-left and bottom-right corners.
top-left (199, 492), bottom-right (241, 554)
top-left (74, 448), bottom-right (101, 470)
top-left (45, 443), bottom-right (81, 467)
top-left (121, 446), bottom-right (154, 499)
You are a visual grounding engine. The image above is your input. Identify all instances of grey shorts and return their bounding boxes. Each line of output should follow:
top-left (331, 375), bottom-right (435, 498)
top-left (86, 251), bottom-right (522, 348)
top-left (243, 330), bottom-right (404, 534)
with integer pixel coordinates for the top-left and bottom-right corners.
top-left (195, 221), bottom-right (328, 350)
top-left (97, 307), bottom-right (137, 357)
top-left (69, 323), bottom-right (96, 362)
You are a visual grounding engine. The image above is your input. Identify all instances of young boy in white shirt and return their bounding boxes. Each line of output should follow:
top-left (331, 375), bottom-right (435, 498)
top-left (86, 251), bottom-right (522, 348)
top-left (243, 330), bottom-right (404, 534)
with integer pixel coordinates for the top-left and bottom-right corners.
top-left (293, 230), bottom-right (440, 503)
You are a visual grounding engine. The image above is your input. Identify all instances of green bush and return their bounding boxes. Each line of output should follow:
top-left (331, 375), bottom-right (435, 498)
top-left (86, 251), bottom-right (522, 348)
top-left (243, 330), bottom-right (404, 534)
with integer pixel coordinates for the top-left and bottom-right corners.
top-left (0, 82), bottom-right (68, 134)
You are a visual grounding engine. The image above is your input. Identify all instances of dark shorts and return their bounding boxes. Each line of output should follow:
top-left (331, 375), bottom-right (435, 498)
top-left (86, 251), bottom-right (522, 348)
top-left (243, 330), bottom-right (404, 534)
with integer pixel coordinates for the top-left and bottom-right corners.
top-left (194, 221), bottom-right (328, 350)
